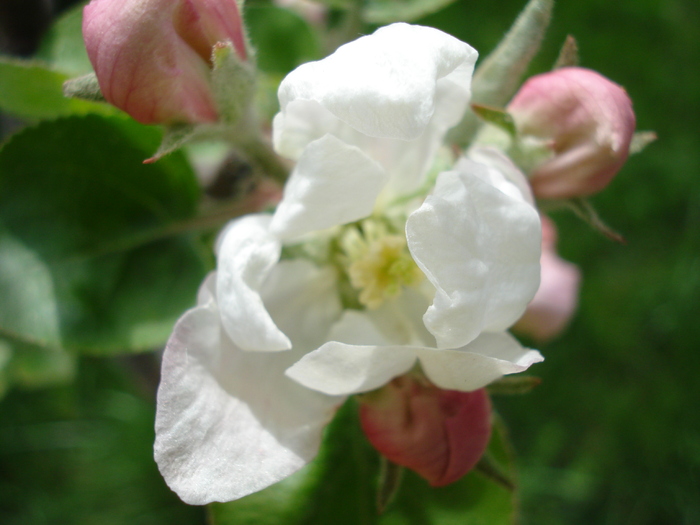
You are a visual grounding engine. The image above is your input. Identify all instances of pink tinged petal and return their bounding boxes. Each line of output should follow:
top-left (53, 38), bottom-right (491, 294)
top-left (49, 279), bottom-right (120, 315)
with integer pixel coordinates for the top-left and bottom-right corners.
top-left (514, 217), bottom-right (581, 341)
top-left (270, 134), bottom-right (388, 240)
top-left (467, 146), bottom-right (535, 205)
top-left (83, 0), bottom-right (219, 124)
top-left (154, 301), bottom-right (340, 505)
top-left (509, 67), bottom-right (636, 198)
top-left (277, 23), bottom-right (477, 141)
top-left (406, 161), bottom-right (541, 349)
top-left (416, 332), bottom-right (544, 392)
top-left (216, 214), bottom-right (291, 352)
top-left (359, 379), bottom-right (491, 486)
top-left (174, 0), bottom-right (247, 62)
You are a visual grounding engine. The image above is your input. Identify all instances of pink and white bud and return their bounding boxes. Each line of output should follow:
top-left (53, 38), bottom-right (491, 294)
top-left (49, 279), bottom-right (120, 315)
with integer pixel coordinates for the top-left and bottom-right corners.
top-left (514, 216), bottom-right (581, 341)
top-left (83, 0), bottom-right (247, 124)
top-left (359, 375), bottom-right (491, 487)
top-left (508, 67), bottom-right (636, 199)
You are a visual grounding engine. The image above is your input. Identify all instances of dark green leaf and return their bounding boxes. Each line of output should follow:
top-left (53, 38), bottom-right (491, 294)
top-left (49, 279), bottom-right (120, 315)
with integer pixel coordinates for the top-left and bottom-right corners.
top-left (0, 58), bottom-right (114, 120)
top-left (209, 399), bottom-right (517, 525)
top-left (245, 5), bottom-right (321, 74)
top-left (0, 115), bottom-right (207, 354)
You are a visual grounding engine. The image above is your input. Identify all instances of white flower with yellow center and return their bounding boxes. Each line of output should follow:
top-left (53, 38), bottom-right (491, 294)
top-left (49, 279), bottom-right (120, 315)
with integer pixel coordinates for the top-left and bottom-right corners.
top-left (155, 23), bottom-right (543, 505)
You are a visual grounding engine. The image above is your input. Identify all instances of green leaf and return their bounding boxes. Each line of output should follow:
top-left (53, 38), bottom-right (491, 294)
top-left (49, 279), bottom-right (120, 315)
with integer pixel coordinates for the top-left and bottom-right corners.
top-left (209, 399), bottom-right (517, 525)
top-left (0, 115), bottom-right (207, 354)
top-left (245, 5), bottom-right (321, 74)
top-left (0, 57), bottom-right (115, 120)
top-left (36, 2), bottom-right (94, 76)
top-left (363, 0), bottom-right (460, 23)
top-left (0, 337), bottom-right (76, 397)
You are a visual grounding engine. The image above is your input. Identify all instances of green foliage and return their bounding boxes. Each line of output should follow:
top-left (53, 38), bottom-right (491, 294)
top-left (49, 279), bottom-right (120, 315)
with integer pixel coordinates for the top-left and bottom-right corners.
top-left (210, 399), bottom-right (517, 525)
top-left (363, 0), bottom-right (460, 24)
top-left (0, 115), bottom-right (207, 354)
top-left (36, 3), bottom-right (93, 76)
top-left (0, 356), bottom-right (206, 525)
top-left (245, 4), bottom-right (322, 74)
top-left (0, 58), bottom-right (114, 120)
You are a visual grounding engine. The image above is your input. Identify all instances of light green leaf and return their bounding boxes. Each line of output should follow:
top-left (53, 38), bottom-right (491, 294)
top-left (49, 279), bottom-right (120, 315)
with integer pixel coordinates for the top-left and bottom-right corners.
top-left (364, 0), bottom-right (460, 24)
top-left (36, 2), bottom-right (94, 76)
top-left (0, 58), bottom-right (115, 120)
top-left (0, 115), bottom-right (207, 354)
top-left (209, 399), bottom-right (517, 525)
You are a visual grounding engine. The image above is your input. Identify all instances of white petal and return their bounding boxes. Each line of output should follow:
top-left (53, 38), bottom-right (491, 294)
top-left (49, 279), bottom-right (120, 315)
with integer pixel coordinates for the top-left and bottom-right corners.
top-left (406, 163), bottom-right (541, 349)
top-left (261, 259), bottom-right (342, 351)
top-left (154, 303), bottom-right (340, 505)
top-left (466, 146), bottom-right (535, 205)
top-left (286, 310), bottom-right (416, 395)
top-left (277, 23), bottom-right (477, 141)
top-left (270, 134), bottom-right (388, 240)
top-left (417, 331), bottom-right (543, 391)
top-left (217, 214), bottom-right (290, 351)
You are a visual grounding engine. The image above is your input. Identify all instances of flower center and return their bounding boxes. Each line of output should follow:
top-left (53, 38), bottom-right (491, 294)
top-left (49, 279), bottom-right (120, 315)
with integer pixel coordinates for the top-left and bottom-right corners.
top-left (338, 220), bottom-right (424, 310)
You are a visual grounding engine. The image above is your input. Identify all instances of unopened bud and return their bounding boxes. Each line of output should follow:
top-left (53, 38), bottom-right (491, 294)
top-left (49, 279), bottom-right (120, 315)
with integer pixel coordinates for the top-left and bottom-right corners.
top-left (83, 0), bottom-right (247, 124)
top-left (359, 375), bottom-right (491, 487)
top-left (514, 216), bottom-right (580, 341)
top-left (508, 67), bottom-right (636, 199)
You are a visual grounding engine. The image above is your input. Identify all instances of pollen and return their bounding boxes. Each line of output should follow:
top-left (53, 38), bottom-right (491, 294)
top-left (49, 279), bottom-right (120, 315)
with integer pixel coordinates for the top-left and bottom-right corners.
top-left (339, 222), bottom-right (424, 309)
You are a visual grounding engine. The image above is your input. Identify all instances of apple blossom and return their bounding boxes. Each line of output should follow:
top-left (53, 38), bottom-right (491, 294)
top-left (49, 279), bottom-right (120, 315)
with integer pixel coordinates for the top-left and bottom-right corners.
top-left (507, 67), bottom-right (636, 199)
top-left (83, 0), bottom-right (248, 124)
top-left (155, 23), bottom-right (544, 504)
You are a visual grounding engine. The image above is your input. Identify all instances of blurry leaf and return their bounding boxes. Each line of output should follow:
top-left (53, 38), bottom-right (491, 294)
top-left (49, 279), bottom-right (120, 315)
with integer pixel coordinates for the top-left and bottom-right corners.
top-left (209, 399), bottom-right (518, 525)
top-left (0, 115), bottom-right (207, 354)
top-left (36, 2), bottom-right (93, 76)
top-left (245, 5), bottom-right (321, 74)
top-left (0, 337), bottom-right (76, 396)
top-left (363, 0), bottom-right (460, 24)
top-left (0, 357), bottom-right (206, 525)
top-left (0, 58), bottom-right (115, 120)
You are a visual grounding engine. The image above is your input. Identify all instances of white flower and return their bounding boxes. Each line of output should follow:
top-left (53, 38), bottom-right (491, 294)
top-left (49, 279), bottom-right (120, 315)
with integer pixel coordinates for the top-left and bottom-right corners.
top-left (155, 23), bottom-right (544, 505)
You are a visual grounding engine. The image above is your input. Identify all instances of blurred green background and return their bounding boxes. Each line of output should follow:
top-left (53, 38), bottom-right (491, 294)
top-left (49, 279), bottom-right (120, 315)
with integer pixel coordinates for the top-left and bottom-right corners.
top-left (1, 0), bottom-right (699, 523)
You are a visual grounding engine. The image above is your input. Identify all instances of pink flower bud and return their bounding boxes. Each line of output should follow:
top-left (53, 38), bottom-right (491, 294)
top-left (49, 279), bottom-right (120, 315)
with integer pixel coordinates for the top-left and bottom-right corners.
top-left (514, 216), bottom-right (581, 341)
top-left (83, 0), bottom-right (247, 124)
top-left (359, 375), bottom-right (491, 487)
top-left (508, 67), bottom-right (636, 199)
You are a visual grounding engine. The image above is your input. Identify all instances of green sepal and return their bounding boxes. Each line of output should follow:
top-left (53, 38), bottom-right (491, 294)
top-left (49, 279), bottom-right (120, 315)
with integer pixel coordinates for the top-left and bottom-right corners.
top-left (553, 35), bottom-right (580, 69)
top-left (488, 375), bottom-right (542, 395)
top-left (211, 41), bottom-right (257, 125)
top-left (376, 458), bottom-right (404, 514)
top-left (448, 0), bottom-right (554, 146)
top-left (629, 131), bottom-right (658, 155)
top-left (62, 72), bottom-right (106, 103)
top-left (550, 198), bottom-right (626, 243)
top-left (471, 104), bottom-right (518, 137)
